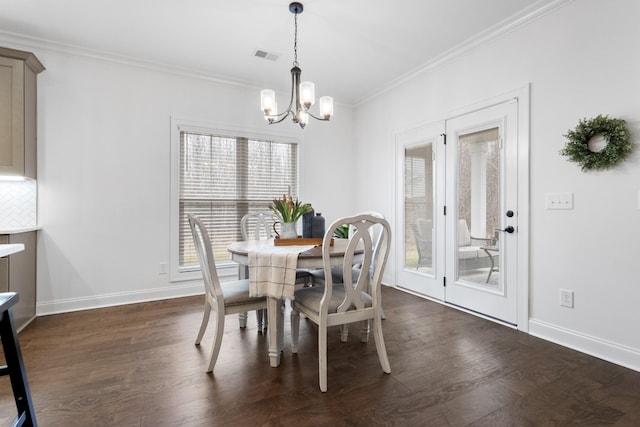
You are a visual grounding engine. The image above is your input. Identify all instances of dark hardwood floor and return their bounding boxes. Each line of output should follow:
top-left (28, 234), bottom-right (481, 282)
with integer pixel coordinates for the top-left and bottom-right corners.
top-left (1, 286), bottom-right (639, 426)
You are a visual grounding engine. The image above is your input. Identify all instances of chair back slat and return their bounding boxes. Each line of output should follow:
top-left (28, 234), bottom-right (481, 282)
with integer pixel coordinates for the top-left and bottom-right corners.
top-left (188, 214), bottom-right (224, 305)
top-left (353, 211), bottom-right (385, 278)
top-left (240, 212), bottom-right (276, 241)
top-left (322, 214), bottom-right (391, 314)
top-left (337, 225), bottom-right (373, 312)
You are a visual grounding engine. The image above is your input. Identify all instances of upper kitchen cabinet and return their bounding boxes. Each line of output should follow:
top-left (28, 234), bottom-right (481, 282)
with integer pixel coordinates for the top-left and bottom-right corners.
top-left (0, 47), bottom-right (44, 179)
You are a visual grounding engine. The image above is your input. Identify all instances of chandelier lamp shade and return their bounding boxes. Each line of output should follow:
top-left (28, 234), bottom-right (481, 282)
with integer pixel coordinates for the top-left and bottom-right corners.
top-left (260, 2), bottom-right (333, 129)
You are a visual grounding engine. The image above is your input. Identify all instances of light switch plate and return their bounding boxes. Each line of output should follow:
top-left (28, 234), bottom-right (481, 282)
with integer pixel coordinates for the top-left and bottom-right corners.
top-left (546, 192), bottom-right (574, 210)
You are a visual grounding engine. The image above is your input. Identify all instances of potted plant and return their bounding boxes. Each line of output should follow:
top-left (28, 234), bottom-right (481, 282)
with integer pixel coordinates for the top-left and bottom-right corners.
top-left (270, 194), bottom-right (312, 239)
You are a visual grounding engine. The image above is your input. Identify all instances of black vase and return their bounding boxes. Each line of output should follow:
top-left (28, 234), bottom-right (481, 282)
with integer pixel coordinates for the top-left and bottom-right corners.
top-left (302, 207), bottom-right (315, 238)
top-left (311, 213), bottom-right (326, 238)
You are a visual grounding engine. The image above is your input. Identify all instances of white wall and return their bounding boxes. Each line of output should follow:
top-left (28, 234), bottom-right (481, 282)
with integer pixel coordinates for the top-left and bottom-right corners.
top-left (0, 42), bottom-right (356, 313)
top-left (354, 0), bottom-right (640, 370)
top-left (3, 0), bottom-right (638, 371)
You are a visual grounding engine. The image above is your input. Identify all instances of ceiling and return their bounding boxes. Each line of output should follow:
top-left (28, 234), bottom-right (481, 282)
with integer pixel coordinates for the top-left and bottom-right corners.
top-left (0, 0), bottom-right (559, 105)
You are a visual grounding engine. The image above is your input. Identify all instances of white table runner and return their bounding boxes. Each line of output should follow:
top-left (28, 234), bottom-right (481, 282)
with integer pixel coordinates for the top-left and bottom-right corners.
top-left (248, 245), bottom-right (315, 299)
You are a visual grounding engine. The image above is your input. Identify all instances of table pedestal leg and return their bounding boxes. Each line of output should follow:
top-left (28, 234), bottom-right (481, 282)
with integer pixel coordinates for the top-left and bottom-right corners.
top-left (267, 297), bottom-right (284, 367)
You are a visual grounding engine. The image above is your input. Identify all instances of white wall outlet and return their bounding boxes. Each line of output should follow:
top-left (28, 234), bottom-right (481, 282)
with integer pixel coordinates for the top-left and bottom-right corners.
top-left (158, 262), bottom-right (168, 275)
top-left (560, 289), bottom-right (574, 308)
top-left (546, 192), bottom-right (574, 210)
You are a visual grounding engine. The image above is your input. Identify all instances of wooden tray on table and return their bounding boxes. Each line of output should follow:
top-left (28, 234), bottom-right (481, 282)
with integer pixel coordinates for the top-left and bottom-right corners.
top-left (274, 236), bottom-right (333, 246)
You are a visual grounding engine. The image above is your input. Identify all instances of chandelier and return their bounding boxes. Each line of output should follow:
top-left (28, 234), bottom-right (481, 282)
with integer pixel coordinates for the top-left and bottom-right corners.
top-left (260, 2), bottom-right (333, 129)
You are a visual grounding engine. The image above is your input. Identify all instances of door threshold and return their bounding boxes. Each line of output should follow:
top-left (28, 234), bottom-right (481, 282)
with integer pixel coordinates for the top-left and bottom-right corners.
top-left (445, 301), bottom-right (517, 329)
top-left (393, 285), bottom-right (518, 330)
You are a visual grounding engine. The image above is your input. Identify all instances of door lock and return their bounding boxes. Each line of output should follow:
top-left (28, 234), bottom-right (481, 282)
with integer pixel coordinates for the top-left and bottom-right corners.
top-left (505, 210), bottom-right (514, 217)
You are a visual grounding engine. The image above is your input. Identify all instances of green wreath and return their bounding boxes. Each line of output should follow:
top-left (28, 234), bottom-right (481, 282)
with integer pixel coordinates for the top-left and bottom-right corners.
top-left (560, 114), bottom-right (632, 171)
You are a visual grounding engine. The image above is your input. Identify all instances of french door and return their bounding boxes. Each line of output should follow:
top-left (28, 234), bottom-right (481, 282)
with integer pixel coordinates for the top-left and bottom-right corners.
top-left (397, 98), bottom-right (521, 326)
top-left (444, 100), bottom-right (518, 325)
top-left (396, 122), bottom-right (445, 300)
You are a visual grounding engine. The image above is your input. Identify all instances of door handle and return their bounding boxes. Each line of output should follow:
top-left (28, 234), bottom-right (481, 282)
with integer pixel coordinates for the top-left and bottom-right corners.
top-left (497, 226), bottom-right (515, 233)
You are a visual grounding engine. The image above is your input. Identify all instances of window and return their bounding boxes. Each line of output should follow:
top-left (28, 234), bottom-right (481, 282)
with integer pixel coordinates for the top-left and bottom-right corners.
top-left (172, 123), bottom-right (299, 279)
top-left (404, 143), bottom-right (433, 271)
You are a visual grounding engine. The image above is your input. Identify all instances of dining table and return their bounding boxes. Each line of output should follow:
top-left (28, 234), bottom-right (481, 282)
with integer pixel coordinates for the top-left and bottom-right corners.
top-left (227, 238), bottom-right (363, 367)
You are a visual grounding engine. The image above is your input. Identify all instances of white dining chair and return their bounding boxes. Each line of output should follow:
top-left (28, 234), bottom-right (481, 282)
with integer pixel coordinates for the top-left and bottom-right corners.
top-left (290, 213), bottom-right (392, 392)
top-left (309, 211), bottom-right (387, 338)
top-left (309, 211), bottom-right (384, 283)
top-left (188, 214), bottom-right (267, 373)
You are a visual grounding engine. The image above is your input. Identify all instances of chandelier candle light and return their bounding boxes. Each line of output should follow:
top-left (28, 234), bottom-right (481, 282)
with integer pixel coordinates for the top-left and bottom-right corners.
top-left (260, 2), bottom-right (333, 129)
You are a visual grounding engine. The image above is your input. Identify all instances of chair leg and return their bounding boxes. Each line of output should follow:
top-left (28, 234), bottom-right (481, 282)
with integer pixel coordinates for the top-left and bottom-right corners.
top-left (290, 308), bottom-right (300, 353)
top-left (319, 323), bottom-right (328, 392)
top-left (360, 320), bottom-right (370, 343)
top-left (340, 324), bottom-right (349, 342)
top-left (195, 300), bottom-right (211, 345)
top-left (369, 277), bottom-right (385, 321)
top-left (238, 312), bottom-right (248, 328)
top-left (238, 261), bottom-right (249, 328)
top-left (256, 309), bottom-right (268, 334)
top-left (206, 311), bottom-right (226, 373)
top-left (372, 313), bottom-right (391, 374)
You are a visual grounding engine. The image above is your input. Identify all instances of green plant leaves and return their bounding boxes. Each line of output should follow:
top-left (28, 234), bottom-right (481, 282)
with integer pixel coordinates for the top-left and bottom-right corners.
top-left (560, 114), bottom-right (632, 172)
top-left (270, 194), bottom-right (312, 222)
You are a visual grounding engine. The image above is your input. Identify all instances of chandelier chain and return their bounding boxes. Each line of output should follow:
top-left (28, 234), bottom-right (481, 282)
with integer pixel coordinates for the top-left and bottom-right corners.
top-left (293, 12), bottom-right (298, 67)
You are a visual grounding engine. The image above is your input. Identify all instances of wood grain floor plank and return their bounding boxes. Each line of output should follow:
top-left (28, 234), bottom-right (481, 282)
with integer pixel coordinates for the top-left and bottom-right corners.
top-left (1, 287), bottom-right (639, 425)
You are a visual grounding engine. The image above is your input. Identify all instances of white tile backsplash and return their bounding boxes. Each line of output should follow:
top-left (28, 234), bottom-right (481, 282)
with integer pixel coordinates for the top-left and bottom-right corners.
top-left (0, 180), bottom-right (37, 229)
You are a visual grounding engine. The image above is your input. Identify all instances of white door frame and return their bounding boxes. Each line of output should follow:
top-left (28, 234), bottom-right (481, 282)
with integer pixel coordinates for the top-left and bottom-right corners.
top-left (395, 85), bottom-right (530, 331)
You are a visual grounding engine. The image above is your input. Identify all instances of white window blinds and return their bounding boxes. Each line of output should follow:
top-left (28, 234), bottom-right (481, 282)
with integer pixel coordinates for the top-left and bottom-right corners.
top-left (179, 131), bottom-right (298, 270)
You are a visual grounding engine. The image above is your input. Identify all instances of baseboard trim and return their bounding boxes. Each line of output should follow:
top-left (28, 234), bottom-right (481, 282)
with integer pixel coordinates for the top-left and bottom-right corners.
top-left (36, 282), bottom-right (204, 316)
top-left (39, 281), bottom-right (388, 317)
top-left (529, 318), bottom-right (640, 372)
top-left (392, 284), bottom-right (640, 373)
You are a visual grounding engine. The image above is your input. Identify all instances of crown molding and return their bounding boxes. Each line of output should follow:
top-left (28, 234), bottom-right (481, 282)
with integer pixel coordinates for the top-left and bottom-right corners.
top-left (0, 0), bottom-right (574, 109)
top-left (354, 0), bottom-right (576, 107)
top-left (0, 29), bottom-right (258, 90)
top-left (0, 29), bottom-right (353, 111)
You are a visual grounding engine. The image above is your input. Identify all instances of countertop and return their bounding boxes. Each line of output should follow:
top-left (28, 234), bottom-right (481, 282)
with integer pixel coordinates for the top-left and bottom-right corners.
top-left (0, 244), bottom-right (25, 257)
top-left (0, 227), bottom-right (42, 234)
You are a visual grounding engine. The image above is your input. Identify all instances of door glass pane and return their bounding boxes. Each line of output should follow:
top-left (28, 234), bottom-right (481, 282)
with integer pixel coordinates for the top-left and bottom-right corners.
top-left (404, 143), bottom-right (434, 274)
top-left (457, 128), bottom-right (501, 287)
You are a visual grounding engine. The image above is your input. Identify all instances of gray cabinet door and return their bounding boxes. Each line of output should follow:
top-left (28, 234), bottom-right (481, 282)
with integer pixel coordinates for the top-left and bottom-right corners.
top-left (1, 232), bottom-right (37, 330)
